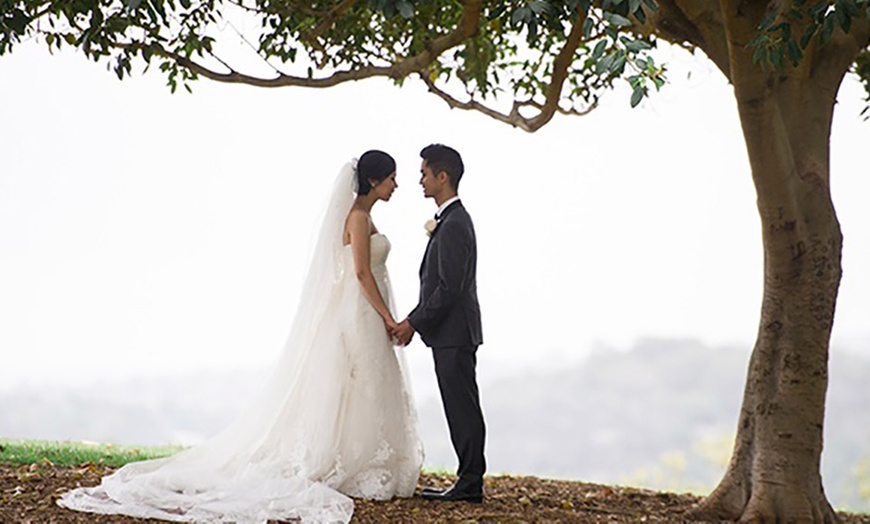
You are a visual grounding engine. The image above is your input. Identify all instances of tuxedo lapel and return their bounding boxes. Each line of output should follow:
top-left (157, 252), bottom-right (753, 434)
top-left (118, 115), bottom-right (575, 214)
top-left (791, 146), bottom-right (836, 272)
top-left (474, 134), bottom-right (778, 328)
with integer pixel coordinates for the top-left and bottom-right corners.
top-left (420, 238), bottom-right (432, 276)
top-left (420, 201), bottom-right (462, 275)
top-left (430, 201), bottom-right (461, 240)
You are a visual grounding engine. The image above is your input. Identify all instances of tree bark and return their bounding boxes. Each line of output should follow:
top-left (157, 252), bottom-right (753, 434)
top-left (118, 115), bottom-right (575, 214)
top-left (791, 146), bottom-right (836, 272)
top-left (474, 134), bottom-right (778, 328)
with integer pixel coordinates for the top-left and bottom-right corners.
top-left (683, 2), bottom-right (866, 522)
top-left (688, 79), bottom-right (843, 522)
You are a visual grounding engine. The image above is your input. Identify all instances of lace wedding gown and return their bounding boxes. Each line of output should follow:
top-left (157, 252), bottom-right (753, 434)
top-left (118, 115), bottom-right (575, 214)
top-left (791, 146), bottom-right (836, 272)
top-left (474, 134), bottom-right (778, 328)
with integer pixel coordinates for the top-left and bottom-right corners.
top-left (58, 164), bottom-right (423, 523)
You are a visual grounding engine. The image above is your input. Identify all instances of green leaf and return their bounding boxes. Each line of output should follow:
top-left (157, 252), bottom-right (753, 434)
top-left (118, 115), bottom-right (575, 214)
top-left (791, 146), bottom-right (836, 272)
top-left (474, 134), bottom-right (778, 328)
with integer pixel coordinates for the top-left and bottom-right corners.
top-left (604, 13), bottom-right (632, 27)
top-left (769, 22), bottom-right (788, 35)
top-left (582, 16), bottom-right (594, 38)
top-left (799, 24), bottom-right (817, 48)
top-left (642, 0), bottom-right (658, 11)
top-left (529, 1), bottom-right (549, 15)
top-left (840, 0), bottom-right (860, 17)
top-left (821, 13), bottom-right (835, 44)
top-left (752, 44), bottom-right (768, 65)
top-left (488, 4), bottom-right (507, 21)
top-left (596, 54), bottom-right (614, 74)
top-left (609, 52), bottom-right (626, 74)
top-left (592, 39), bottom-right (607, 60)
top-left (511, 6), bottom-right (529, 27)
top-left (629, 0), bottom-right (641, 13)
top-left (396, 0), bottom-right (414, 19)
top-left (786, 39), bottom-right (802, 65)
top-left (836, 5), bottom-right (852, 32)
top-left (770, 47), bottom-right (784, 69)
top-left (630, 86), bottom-right (644, 107)
top-left (625, 39), bottom-right (652, 52)
top-left (528, 19), bottom-right (538, 43)
top-left (634, 8), bottom-right (646, 23)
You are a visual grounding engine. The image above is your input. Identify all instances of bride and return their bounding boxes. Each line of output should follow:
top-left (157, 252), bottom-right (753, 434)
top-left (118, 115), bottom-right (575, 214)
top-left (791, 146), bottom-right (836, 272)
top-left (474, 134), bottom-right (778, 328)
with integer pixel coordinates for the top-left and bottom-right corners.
top-left (58, 150), bottom-right (424, 523)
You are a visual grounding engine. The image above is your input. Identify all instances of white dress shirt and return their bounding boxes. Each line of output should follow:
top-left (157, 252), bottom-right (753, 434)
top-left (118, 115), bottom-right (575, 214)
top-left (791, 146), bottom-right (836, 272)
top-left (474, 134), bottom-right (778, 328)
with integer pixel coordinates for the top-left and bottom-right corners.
top-left (436, 196), bottom-right (460, 220)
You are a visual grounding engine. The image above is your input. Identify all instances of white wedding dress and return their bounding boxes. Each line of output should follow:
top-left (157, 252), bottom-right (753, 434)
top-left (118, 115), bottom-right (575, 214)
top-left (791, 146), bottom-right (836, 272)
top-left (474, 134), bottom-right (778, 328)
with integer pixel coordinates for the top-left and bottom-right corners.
top-left (57, 162), bottom-right (423, 523)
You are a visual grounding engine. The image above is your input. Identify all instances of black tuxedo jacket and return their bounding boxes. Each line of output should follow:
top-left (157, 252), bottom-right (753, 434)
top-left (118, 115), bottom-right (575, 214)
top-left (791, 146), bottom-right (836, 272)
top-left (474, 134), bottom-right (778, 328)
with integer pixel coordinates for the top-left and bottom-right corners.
top-left (409, 201), bottom-right (483, 348)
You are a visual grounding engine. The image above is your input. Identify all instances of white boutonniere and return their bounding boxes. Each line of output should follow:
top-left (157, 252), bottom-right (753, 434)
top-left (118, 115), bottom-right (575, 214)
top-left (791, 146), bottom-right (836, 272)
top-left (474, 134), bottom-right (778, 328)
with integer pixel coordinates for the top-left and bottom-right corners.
top-left (424, 218), bottom-right (439, 237)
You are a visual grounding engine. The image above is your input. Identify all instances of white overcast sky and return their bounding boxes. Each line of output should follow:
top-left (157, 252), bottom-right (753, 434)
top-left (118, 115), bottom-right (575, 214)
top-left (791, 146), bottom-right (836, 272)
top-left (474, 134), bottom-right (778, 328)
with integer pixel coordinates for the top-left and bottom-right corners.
top-left (1, 39), bottom-right (868, 390)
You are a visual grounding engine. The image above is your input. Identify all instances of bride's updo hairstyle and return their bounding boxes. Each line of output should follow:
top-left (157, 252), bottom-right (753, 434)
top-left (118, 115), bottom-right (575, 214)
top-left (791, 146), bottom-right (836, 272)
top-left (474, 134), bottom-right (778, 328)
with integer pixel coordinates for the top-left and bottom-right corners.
top-left (356, 150), bottom-right (396, 195)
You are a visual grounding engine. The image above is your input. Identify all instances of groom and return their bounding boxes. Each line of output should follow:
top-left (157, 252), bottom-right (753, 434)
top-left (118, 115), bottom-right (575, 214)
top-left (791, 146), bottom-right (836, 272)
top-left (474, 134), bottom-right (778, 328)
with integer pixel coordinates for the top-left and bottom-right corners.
top-left (394, 144), bottom-right (486, 503)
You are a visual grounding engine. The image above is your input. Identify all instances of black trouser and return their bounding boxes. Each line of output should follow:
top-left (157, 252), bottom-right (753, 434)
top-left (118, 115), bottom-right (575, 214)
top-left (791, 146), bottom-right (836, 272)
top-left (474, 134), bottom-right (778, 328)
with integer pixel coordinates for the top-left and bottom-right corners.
top-left (432, 345), bottom-right (486, 491)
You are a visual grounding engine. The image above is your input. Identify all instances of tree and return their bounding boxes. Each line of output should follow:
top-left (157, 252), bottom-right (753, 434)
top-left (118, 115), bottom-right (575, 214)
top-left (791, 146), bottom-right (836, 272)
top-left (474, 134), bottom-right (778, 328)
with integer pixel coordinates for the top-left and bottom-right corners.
top-left (2, 0), bottom-right (869, 521)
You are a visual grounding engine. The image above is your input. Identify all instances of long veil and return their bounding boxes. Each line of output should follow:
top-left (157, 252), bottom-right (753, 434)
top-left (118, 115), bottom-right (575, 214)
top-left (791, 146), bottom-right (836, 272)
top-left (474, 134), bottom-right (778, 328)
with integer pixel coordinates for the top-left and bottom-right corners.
top-left (57, 162), bottom-right (362, 523)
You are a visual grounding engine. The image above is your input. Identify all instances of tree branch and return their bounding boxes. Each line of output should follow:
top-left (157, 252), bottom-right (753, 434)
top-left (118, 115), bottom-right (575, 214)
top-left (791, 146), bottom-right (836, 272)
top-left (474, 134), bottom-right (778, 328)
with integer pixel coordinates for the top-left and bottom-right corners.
top-left (655, 0), bottom-right (729, 79)
top-left (815, 15), bottom-right (870, 85)
top-left (526, 11), bottom-right (589, 130)
top-left (420, 14), bottom-right (595, 133)
top-left (170, 0), bottom-right (483, 87)
top-left (420, 76), bottom-right (598, 132)
top-left (717, 0), bottom-right (773, 98)
top-left (651, 0), bottom-right (705, 47)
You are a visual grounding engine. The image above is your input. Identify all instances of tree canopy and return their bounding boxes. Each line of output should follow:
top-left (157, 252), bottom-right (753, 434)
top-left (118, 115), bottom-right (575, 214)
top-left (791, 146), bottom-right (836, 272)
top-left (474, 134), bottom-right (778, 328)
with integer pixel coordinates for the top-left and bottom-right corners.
top-left (4, 1), bottom-right (865, 128)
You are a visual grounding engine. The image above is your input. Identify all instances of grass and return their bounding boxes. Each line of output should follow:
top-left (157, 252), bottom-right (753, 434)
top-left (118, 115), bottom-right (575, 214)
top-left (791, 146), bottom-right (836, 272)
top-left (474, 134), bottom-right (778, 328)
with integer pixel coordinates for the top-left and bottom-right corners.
top-left (0, 439), bottom-right (457, 472)
top-left (0, 439), bottom-right (185, 468)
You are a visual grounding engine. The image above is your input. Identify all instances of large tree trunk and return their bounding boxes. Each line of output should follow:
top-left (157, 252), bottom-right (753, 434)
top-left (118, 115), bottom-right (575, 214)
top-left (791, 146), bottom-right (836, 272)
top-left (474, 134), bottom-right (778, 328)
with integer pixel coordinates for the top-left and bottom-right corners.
top-left (680, 3), bottom-right (865, 521)
top-left (689, 71), bottom-right (844, 523)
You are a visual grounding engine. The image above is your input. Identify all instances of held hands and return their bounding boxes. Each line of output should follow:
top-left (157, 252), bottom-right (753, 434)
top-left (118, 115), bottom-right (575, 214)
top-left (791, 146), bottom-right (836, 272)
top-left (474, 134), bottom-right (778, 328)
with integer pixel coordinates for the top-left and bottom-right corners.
top-left (390, 319), bottom-right (416, 347)
top-left (383, 314), bottom-right (414, 346)
top-left (384, 316), bottom-right (400, 341)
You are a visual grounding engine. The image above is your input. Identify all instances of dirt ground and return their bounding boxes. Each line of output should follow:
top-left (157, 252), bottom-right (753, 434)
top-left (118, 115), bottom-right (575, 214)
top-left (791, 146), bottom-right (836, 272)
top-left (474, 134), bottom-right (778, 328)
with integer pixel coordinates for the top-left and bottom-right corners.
top-left (2, 463), bottom-right (868, 523)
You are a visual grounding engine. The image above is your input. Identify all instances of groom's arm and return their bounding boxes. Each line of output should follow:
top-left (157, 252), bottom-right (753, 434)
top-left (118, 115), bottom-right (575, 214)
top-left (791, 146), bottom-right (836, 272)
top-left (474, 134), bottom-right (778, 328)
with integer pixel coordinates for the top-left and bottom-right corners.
top-left (408, 220), bottom-right (472, 335)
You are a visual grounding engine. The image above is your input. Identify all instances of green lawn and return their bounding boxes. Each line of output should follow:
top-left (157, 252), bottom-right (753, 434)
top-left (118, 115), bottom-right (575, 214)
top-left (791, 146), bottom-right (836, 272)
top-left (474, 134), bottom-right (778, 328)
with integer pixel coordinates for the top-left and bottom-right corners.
top-left (0, 439), bottom-right (184, 468)
top-left (0, 439), bottom-right (451, 473)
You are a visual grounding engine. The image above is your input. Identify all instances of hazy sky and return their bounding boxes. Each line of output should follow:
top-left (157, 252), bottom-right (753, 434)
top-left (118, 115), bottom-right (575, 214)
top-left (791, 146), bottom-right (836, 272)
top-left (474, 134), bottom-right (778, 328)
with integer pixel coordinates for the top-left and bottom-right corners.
top-left (1, 40), bottom-right (868, 391)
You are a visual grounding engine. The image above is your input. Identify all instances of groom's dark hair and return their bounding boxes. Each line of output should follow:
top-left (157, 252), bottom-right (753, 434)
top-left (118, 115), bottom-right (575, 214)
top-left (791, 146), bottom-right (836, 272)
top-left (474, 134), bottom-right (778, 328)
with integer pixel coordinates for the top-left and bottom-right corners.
top-left (421, 144), bottom-right (464, 191)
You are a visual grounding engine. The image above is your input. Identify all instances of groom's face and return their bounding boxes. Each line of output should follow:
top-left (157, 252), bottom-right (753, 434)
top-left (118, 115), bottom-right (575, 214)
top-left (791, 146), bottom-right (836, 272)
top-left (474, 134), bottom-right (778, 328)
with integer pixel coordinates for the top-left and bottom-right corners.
top-left (420, 160), bottom-right (442, 200)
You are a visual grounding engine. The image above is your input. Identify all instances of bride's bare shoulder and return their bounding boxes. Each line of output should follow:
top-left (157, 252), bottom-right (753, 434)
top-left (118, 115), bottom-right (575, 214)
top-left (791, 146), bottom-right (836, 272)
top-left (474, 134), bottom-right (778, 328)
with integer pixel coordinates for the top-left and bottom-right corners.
top-left (345, 207), bottom-right (371, 228)
top-left (343, 207), bottom-right (373, 243)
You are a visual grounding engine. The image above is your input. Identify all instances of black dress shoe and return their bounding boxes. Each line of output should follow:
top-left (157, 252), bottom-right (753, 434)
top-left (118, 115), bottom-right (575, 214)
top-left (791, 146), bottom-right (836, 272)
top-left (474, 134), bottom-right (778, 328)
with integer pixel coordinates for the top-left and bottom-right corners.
top-left (421, 485), bottom-right (483, 503)
top-left (421, 486), bottom-right (446, 496)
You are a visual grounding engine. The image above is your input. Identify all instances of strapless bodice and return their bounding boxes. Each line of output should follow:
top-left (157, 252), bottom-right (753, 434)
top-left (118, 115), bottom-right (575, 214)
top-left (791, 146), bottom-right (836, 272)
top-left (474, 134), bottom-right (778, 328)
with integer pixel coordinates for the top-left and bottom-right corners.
top-left (343, 233), bottom-right (391, 268)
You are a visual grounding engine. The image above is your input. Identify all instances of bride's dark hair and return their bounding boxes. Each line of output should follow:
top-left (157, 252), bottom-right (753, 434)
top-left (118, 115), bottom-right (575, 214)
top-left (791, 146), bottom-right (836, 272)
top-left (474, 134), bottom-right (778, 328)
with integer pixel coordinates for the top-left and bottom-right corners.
top-left (356, 150), bottom-right (396, 195)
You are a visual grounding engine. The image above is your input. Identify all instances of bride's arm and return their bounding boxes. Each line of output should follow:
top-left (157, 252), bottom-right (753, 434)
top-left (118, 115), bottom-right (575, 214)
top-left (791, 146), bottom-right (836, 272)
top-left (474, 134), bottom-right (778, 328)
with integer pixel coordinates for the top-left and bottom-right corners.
top-left (347, 210), bottom-right (398, 330)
